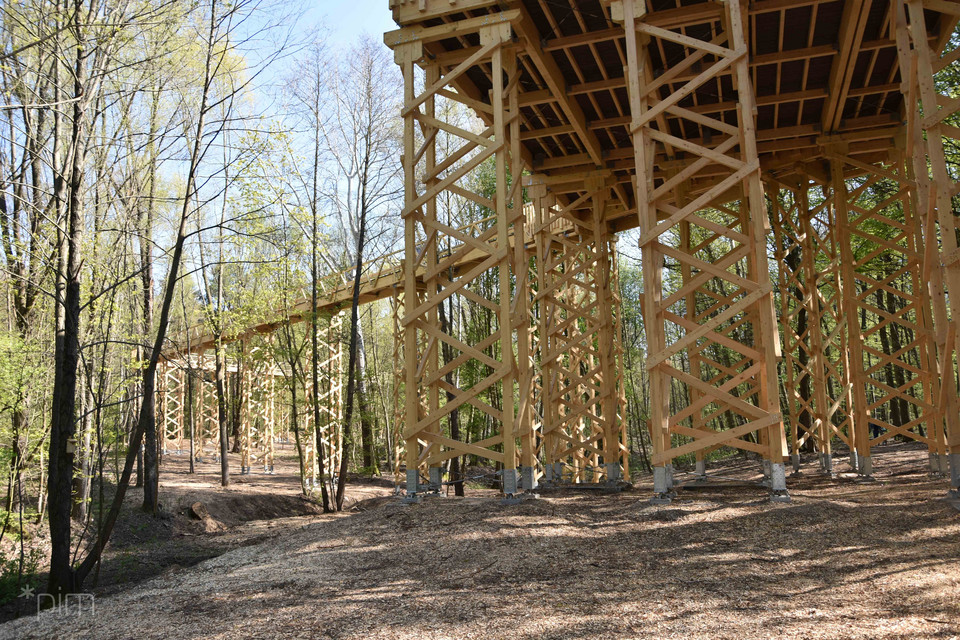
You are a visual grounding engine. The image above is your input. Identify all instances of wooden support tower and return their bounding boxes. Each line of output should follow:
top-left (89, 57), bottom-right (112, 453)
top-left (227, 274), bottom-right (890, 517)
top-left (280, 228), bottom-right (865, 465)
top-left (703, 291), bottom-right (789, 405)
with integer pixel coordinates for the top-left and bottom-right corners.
top-left (895, 0), bottom-right (960, 492)
top-left (528, 173), bottom-right (627, 485)
top-left (392, 14), bottom-right (530, 497)
top-left (300, 312), bottom-right (344, 492)
top-left (770, 178), bottom-right (855, 474)
top-left (317, 312), bottom-right (344, 485)
top-left (237, 347), bottom-right (282, 474)
top-left (391, 286), bottom-right (408, 490)
top-left (159, 361), bottom-right (186, 454)
top-left (619, 0), bottom-right (788, 499)
top-left (829, 153), bottom-right (943, 474)
top-left (239, 348), bottom-right (253, 474)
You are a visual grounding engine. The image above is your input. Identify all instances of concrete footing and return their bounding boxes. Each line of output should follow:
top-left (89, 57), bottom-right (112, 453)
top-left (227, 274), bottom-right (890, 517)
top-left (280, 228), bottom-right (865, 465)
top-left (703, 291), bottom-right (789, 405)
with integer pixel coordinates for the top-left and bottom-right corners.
top-left (605, 463), bottom-right (622, 484)
top-left (502, 468), bottom-right (519, 497)
top-left (950, 453), bottom-right (960, 495)
top-left (791, 453), bottom-right (801, 475)
top-left (857, 455), bottom-right (874, 479)
top-left (651, 465), bottom-right (674, 503)
top-left (427, 467), bottom-right (443, 492)
top-left (928, 452), bottom-right (948, 476)
top-left (850, 450), bottom-right (860, 472)
top-left (769, 463), bottom-right (790, 502)
top-left (653, 466), bottom-right (669, 495)
top-left (502, 492), bottom-right (539, 505)
top-left (819, 453), bottom-right (833, 476)
top-left (542, 462), bottom-right (563, 485)
top-left (695, 459), bottom-right (707, 481)
top-left (760, 459), bottom-right (772, 486)
top-left (404, 468), bottom-right (419, 501)
top-left (521, 466), bottom-right (538, 491)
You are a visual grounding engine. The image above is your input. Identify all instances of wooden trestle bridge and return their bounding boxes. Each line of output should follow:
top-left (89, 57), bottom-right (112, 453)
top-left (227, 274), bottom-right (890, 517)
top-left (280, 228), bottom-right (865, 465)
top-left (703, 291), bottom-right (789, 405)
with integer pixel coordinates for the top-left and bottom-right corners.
top-left (161, 0), bottom-right (960, 502)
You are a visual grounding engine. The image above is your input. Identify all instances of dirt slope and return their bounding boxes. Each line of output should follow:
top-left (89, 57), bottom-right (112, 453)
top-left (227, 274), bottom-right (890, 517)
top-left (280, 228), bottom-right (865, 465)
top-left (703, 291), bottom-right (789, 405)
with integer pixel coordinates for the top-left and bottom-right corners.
top-left (3, 445), bottom-right (959, 640)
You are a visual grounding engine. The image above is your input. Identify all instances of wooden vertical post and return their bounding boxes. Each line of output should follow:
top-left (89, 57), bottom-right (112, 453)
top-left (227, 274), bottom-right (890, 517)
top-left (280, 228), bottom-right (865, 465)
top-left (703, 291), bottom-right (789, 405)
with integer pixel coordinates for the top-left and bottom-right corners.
top-left (239, 344), bottom-right (251, 475)
top-left (489, 25), bottom-right (519, 496)
top-left (509, 50), bottom-right (536, 492)
top-left (423, 59), bottom-right (443, 492)
top-left (531, 179), bottom-right (560, 483)
top-left (831, 159), bottom-right (873, 475)
top-left (730, 0), bottom-right (788, 491)
top-left (610, 240), bottom-right (631, 481)
top-left (770, 186), bottom-right (803, 470)
top-left (391, 286), bottom-right (406, 491)
top-left (397, 40), bottom-right (421, 497)
top-left (896, 0), bottom-right (960, 486)
top-left (679, 220), bottom-right (708, 480)
top-left (590, 177), bottom-right (622, 482)
top-left (622, 0), bottom-right (672, 498)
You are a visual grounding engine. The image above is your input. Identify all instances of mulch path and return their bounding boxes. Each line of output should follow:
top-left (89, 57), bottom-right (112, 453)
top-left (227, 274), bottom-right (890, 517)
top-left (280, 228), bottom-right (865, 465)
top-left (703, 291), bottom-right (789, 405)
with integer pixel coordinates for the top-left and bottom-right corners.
top-left (2, 443), bottom-right (958, 639)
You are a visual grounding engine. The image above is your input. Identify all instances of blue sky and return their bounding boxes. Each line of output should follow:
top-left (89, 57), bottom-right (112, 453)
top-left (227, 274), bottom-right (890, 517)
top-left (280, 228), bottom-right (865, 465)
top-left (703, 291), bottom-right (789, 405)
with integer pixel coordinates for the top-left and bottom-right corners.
top-left (241, 1), bottom-right (400, 114)
top-left (308, 0), bottom-right (398, 48)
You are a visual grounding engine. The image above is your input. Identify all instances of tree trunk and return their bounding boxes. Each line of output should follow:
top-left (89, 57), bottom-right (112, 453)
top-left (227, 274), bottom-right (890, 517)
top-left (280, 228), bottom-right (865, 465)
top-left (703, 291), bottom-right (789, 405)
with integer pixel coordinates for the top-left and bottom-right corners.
top-left (356, 328), bottom-right (376, 473)
top-left (785, 241), bottom-right (814, 451)
top-left (438, 298), bottom-right (464, 495)
top-left (47, 3), bottom-right (89, 595)
top-left (876, 288), bottom-right (901, 428)
top-left (335, 205), bottom-right (368, 510)
top-left (71, 0), bottom-right (223, 592)
top-left (231, 363), bottom-right (242, 454)
top-left (140, 86), bottom-right (159, 511)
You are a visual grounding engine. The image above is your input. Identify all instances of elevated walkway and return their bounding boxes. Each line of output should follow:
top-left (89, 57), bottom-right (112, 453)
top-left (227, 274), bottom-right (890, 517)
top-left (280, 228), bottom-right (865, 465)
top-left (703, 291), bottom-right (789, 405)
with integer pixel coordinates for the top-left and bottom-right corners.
top-left (164, 204), bottom-right (571, 356)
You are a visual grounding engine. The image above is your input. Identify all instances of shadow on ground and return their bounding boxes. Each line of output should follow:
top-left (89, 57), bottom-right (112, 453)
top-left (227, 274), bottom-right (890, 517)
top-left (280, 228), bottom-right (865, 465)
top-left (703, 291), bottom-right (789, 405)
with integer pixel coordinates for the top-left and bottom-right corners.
top-left (3, 442), bottom-right (958, 640)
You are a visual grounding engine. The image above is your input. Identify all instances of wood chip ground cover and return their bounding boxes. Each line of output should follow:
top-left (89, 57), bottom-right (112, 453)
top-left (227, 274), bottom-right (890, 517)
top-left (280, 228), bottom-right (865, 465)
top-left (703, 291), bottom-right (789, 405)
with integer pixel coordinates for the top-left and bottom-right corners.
top-left (2, 443), bottom-right (958, 639)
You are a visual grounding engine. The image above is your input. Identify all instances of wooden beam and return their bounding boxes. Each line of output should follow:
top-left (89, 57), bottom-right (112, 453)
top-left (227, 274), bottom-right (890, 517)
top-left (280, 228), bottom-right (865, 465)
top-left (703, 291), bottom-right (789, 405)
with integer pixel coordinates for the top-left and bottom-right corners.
top-left (513, 5), bottom-right (606, 166)
top-left (384, 9), bottom-right (520, 48)
top-left (821, 0), bottom-right (872, 131)
top-left (543, 27), bottom-right (623, 52)
top-left (390, 0), bottom-right (504, 26)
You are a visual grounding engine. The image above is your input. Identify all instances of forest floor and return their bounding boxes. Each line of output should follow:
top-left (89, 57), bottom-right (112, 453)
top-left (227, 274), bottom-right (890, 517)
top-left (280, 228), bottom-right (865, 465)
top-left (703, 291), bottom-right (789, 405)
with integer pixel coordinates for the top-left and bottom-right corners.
top-left (0, 441), bottom-right (394, 624)
top-left (2, 442), bottom-right (960, 639)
